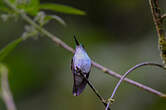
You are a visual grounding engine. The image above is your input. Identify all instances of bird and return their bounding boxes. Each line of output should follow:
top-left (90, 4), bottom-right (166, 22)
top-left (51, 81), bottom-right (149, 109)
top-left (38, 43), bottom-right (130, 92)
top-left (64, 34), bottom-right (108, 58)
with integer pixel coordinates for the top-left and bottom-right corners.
top-left (71, 36), bottom-right (91, 96)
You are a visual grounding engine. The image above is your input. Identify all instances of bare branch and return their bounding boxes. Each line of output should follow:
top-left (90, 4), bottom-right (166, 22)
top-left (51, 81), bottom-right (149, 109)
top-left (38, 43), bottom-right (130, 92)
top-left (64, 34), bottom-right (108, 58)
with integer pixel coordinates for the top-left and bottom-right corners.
top-left (3, 0), bottom-right (166, 99)
top-left (161, 14), bottom-right (166, 21)
top-left (92, 61), bottom-right (166, 98)
top-left (0, 64), bottom-right (16, 110)
top-left (105, 62), bottom-right (165, 110)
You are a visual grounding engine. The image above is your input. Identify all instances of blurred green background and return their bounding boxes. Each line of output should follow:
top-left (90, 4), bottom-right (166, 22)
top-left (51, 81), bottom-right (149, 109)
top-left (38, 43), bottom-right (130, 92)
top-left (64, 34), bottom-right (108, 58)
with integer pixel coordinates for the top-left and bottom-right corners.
top-left (0, 0), bottom-right (166, 110)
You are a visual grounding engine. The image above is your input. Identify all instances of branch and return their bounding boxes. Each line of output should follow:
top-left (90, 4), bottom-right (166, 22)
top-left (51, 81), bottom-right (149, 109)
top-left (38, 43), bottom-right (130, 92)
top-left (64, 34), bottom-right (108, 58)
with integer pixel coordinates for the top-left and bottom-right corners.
top-left (3, 0), bottom-right (166, 98)
top-left (76, 67), bottom-right (111, 110)
top-left (161, 14), bottom-right (166, 21)
top-left (0, 64), bottom-right (17, 110)
top-left (105, 62), bottom-right (165, 110)
top-left (149, 0), bottom-right (166, 66)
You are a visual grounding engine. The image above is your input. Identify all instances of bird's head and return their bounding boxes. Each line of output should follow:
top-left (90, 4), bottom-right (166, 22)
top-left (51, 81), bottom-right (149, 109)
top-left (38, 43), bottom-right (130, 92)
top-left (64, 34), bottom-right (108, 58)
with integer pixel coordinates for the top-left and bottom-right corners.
top-left (74, 35), bottom-right (85, 51)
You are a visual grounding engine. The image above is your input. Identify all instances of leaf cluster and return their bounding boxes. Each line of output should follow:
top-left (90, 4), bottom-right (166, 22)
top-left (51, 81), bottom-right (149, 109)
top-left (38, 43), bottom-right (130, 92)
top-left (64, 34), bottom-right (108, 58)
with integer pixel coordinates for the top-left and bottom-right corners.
top-left (0, 0), bottom-right (86, 25)
top-left (0, 0), bottom-right (86, 62)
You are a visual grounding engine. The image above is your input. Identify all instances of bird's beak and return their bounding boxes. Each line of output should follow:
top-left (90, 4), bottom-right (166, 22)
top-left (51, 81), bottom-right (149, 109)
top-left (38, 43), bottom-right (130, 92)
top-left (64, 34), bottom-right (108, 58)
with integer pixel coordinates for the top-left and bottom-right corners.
top-left (74, 35), bottom-right (80, 46)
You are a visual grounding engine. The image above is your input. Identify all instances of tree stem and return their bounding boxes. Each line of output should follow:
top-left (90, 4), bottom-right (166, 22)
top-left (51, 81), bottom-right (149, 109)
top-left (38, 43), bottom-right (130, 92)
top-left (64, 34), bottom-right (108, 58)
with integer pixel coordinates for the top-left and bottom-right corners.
top-left (0, 64), bottom-right (17, 110)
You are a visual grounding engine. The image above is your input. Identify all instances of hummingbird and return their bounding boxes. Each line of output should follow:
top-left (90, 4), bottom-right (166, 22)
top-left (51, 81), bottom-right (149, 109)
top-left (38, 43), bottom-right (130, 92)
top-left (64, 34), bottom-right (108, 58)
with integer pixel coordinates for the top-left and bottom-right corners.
top-left (71, 36), bottom-right (91, 96)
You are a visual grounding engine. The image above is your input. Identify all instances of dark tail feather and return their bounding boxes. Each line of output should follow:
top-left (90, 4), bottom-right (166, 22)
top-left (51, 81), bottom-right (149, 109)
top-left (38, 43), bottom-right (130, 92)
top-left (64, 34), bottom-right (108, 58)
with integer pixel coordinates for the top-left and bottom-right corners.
top-left (73, 79), bottom-right (87, 96)
top-left (72, 71), bottom-right (90, 96)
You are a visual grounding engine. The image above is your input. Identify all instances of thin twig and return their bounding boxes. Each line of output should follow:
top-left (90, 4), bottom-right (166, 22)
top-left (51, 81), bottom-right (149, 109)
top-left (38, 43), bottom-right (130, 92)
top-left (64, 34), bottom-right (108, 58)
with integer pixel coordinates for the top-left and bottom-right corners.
top-left (3, 0), bottom-right (166, 98)
top-left (149, 0), bottom-right (164, 38)
top-left (161, 14), bottom-right (166, 21)
top-left (0, 64), bottom-right (16, 110)
top-left (92, 61), bottom-right (166, 98)
top-left (105, 62), bottom-right (165, 110)
top-left (76, 67), bottom-right (111, 110)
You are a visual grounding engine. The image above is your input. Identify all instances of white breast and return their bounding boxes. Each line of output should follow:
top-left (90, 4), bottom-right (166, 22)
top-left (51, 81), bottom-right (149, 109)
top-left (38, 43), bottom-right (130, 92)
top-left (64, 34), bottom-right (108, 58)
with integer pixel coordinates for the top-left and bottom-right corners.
top-left (73, 48), bottom-right (91, 73)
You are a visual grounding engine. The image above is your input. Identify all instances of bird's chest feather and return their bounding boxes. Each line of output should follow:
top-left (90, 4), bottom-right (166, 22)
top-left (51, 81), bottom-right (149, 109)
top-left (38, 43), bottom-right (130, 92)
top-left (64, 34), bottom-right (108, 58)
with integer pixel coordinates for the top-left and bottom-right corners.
top-left (73, 53), bottom-right (91, 73)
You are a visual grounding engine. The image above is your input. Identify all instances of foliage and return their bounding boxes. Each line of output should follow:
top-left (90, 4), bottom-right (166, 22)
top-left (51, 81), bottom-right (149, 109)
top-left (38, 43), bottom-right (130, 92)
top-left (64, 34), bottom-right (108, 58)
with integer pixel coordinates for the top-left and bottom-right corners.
top-left (0, 38), bottom-right (23, 62)
top-left (39, 3), bottom-right (86, 15)
top-left (0, 0), bottom-right (86, 25)
top-left (0, 0), bottom-right (86, 62)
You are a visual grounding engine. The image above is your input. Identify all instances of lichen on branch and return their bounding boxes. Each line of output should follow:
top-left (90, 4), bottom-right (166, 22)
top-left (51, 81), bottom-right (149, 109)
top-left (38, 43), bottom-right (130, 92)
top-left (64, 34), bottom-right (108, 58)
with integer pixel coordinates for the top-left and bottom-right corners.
top-left (149, 0), bottom-right (166, 66)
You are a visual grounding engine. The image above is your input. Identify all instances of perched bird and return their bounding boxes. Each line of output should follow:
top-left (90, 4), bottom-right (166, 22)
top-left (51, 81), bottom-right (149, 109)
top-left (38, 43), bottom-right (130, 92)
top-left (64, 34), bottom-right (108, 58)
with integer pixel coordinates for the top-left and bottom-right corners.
top-left (71, 36), bottom-right (91, 96)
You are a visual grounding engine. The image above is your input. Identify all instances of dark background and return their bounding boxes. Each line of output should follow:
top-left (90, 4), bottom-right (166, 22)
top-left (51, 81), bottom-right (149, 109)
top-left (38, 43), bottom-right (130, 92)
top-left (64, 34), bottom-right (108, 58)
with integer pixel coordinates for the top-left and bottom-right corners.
top-left (0, 0), bottom-right (166, 110)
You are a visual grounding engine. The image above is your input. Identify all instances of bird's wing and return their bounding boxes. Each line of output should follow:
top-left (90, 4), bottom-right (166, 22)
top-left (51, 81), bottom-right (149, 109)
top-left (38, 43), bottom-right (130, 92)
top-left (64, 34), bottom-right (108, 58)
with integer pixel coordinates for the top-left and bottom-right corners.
top-left (71, 58), bottom-right (75, 74)
top-left (71, 59), bottom-right (78, 96)
top-left (71, 59), bottom-right (90, 96)
top-left (73, 71), bottom-right (89, 96)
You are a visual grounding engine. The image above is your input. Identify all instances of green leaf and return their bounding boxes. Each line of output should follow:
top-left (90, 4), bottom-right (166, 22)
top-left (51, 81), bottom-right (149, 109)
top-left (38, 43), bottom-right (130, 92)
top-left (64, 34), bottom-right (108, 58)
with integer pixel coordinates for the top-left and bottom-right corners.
top-left (0, 1), bottom-right (15, 15)
top-left (0, 0), bottom-right (3, 5)
top-left (39, 3), bottom-right (86, 15)
top-left (17, 0), bottom-right (40, 16)
top-left (0, 6), bottom-right (9, 12)
top-left (44, 15), bottom-right (66, 26)
top-left (24, 0), bottom-right (40, 16)
top-left (0, 37), bottom-right (23, 62)
top-left (0, 1), bottom-right (7, 12)
top-left (9, 0), bottom-right (17, 4)
top-left (0, 6), bottom-right (13, 13)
